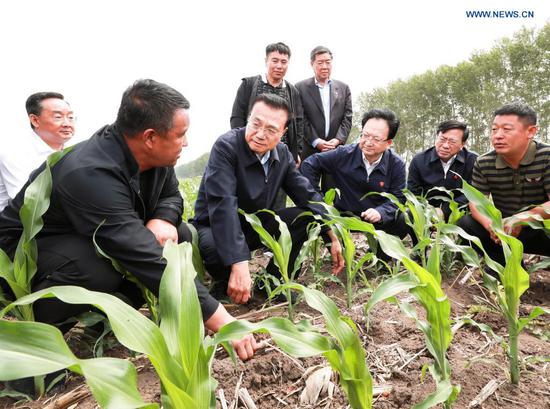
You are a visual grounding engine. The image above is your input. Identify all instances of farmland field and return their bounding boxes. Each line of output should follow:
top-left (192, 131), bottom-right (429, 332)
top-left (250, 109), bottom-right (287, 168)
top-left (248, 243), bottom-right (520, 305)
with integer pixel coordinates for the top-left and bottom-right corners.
top-left (1, 235), bottom-right (548, 409)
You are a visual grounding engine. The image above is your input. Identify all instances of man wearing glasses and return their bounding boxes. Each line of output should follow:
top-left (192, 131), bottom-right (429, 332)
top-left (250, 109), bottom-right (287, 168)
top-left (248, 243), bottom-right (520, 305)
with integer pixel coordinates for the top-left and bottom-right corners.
top-left (458, 102), bottom-right (550, 267)
top-left (193, 94), bottom-right (343, 305)
top-left (407, 120), bottom-right (477, 220)
top-left (0, 92), bottom-right (75, 211)
top-left (301, 109), bottom-right (408, 259)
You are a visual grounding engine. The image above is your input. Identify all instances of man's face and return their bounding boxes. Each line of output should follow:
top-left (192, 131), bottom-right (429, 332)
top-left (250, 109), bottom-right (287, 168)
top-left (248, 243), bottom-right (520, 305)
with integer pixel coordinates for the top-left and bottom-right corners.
top-left (245, 101), bottom-right (288, 156)
top-left (152, 109), bottom-right (189, 167)
top-left (312, 52), bottom-right (332, 83)
top-left (265, 51), bottom-right (289, 83)
top-left (491, 114), bottom-right (536, 158)
top-left (434, 128), bottom-right (464, 162)
top-left (30, 98), bottom-right (75, 147)
top-left (358, 118), bottom-right (392, 162)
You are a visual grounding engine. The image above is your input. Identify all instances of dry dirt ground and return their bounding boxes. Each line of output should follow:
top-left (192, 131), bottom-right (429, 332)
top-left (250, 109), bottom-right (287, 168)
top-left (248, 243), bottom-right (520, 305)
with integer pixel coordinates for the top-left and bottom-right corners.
top-left (1, 250), bottom-right (549, 409)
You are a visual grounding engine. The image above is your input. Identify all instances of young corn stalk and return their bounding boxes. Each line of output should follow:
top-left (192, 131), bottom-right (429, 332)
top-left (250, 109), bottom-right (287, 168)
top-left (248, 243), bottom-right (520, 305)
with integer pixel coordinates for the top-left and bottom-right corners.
top-left (460, 180), bottom-right (550, 384)
top-left (0, 149), bottom-right (69, 321)
top-left (1, 241), bottom-right (373, 408)
top-left (327, 214), bottom-right (460, 408)
top-left (239, 208), bottom-right (321, 320)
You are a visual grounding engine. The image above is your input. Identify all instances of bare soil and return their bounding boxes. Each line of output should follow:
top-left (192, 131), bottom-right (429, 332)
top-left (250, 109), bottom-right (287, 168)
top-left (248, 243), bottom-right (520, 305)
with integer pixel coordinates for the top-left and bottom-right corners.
top-left (2, 254), bottom-right (549, 409)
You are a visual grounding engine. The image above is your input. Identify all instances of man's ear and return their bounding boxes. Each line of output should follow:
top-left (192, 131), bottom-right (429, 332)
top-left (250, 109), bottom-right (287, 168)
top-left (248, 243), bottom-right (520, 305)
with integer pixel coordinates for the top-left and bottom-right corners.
top-left (142, 128), bottom-right (157, 149)
top-left (387, 139), bottom-right (393, 147)
top-left (29, 114), bottom-right (40, 129)
top-left (527, 125), bottom-right (538, 140)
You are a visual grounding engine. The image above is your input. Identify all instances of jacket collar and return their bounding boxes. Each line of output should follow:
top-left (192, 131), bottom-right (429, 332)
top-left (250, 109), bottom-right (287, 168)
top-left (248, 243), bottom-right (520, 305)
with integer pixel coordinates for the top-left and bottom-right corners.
top-left (352, 144), bottom-right (389, 175)
top-left (110, 124), bottom-right (140, 177)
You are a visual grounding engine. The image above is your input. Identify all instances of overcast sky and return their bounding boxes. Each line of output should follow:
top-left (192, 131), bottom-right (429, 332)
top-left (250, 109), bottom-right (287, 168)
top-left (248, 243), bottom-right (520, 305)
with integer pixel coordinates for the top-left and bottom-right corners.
top-left (1, 0), bottom-right (548, 164)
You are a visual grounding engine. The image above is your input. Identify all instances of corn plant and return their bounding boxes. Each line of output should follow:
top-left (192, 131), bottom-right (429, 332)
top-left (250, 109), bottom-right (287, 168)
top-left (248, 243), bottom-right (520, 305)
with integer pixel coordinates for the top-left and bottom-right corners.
top-left (214, 283), bottom-right (374, 409)
top-left (460, 180), bottom-right (550, 384)
top-left (1, 241), bottom-right (374, 408)
top-left (239, 208), bottom-right (321, 320)
top-left (0, 149), bottom-right (69, 321)
top-left (324, 213), bottom-right (460, 408)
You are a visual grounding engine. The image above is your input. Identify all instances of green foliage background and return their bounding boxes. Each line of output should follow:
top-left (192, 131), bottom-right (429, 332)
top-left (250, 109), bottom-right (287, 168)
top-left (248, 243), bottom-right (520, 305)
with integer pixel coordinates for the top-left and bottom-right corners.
top-left (354, 24), bottom-right (550, 162)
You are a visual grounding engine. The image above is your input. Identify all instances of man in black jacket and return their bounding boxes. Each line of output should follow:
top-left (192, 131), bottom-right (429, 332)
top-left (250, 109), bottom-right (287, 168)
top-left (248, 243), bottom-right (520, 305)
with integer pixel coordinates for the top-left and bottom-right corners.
top-left (230, 42), bottom-right (304, 162)
top-left (0, 79), bottom-right (256, 360)
top-left (194, 94), bottom-right (343, 305)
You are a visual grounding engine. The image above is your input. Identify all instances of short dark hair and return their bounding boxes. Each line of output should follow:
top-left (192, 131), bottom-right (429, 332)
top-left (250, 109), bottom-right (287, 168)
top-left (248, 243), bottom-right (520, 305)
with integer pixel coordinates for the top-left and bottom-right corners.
top-left (361, 109), bottom-right (400, 140)
top-left (310, 46), bottom-right (332, 63)
top-left (436, 120), bottom-right (469, 142)
top-left (494, 101), bottom-right (537, 127)
top-left (25, 92), bottom-right (65, 129)
top-left (265, 42), bottom-right (291, 58)
top-left (116, 79), bottom-right (190, 138)
top-left (251, 93), bottom-right (291, 126)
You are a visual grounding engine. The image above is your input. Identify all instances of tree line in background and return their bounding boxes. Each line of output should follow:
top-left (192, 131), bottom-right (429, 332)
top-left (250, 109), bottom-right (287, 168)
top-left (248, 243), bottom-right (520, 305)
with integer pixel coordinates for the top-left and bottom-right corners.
top-left (354, 23), bottom-right (550, 162)
top-left (177, 23), bottom-right (549, 176)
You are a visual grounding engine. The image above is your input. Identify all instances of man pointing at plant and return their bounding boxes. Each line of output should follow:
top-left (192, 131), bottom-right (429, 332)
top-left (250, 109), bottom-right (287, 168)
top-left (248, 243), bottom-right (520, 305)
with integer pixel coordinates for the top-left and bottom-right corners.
top-left (0, 79), bottom-right (257, 361)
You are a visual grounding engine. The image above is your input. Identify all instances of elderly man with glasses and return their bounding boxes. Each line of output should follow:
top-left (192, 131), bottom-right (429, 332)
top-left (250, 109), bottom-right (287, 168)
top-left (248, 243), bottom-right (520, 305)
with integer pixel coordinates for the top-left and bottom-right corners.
top-left (407, 120), bottom-right (477, 220)
top-left (301, 108), bottom-right (409, 260)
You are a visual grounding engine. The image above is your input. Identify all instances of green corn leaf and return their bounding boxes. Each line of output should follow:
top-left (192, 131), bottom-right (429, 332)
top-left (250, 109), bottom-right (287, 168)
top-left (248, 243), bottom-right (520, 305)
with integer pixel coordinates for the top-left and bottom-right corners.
top-left (0, 319), bottom-right (156, 409)
top-left (412, 378), bottom-right (455, 409)
top-left (517, 306), bottom-right (550, 332)
top-left (291, 223), bottom-right (321, 278)
top-left (364, 273), bottom-right (419, 317)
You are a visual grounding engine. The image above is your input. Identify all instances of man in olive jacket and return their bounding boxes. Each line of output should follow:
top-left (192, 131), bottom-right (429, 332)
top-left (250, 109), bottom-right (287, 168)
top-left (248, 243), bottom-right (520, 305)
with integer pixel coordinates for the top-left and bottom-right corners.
top-left (0, 79), bottom-right (256, 361)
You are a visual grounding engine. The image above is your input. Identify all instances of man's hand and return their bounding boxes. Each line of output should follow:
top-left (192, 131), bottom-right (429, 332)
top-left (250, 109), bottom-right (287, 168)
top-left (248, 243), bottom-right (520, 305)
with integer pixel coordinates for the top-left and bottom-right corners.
top-left (231, 334), bottom-right (258, 360)
top-left (327, 230), bottom-right (344, 274)
top-left (146, 219), bottom-right (178, 247)
top-left (503, 214), bottom-right (526, 237)
top-left (228, 262), bottom-right (252, 304)
top-left (325, 139), bottom-right (341, 149)
top-left (205, 305), bottom-right (258, 360)
top-left (361, 208), bottom-right (382, 224)
top-left (481, 219), bottom-right (501, 244)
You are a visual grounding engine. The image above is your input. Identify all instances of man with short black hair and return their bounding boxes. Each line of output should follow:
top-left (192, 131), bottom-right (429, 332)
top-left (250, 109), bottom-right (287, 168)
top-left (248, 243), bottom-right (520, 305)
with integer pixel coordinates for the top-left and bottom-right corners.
top-left (407, 120), bottom-right (477, 219)
top-left (0, 79), bottom-right (257, 361)
top-left (194, 93), bottom-right (343, 305)
top-left (296, 46), bottom-right (352, 192)
top-left (458, 102), bottom-right (550, 266)
top-left (301, 109), bottom-right (408, 258)
top-left (230, 42), bottom-right (304, 162)
top-left (0, 92), bottom-right (75, 211)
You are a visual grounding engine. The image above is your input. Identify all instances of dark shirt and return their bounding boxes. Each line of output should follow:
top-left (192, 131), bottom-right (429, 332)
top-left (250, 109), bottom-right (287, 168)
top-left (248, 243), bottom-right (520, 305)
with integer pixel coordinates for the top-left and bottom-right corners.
top-left (0, 124), bottom-right (219, 320)
top-left (230, 75), bottom-right (304, 160)
top-left (192, 127), bottom-right (323, 266)
top-left (301, 144), bottom-right (406, 222)
top-left (407, 146), bottom-right (477, 210)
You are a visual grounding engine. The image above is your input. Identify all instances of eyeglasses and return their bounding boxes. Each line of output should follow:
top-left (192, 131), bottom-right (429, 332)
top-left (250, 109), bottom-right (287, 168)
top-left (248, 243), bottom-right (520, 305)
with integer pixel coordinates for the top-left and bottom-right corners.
top-left (247, 120), bottom-right (282, 138)
top-left (360, 132), bottom-right (387, 142)
top-left (436, 135), bottom-right (460, 147)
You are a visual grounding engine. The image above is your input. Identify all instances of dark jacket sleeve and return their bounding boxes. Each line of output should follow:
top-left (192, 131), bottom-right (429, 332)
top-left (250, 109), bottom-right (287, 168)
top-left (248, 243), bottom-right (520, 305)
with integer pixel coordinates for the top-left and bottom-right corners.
top-left (375, 157), bottom-right (406, 222)
top-left (335, 84), bottom-right (353, 144)
top-left (203, 140), bottom-right (251, 266)
top-left (300, 153), bottom-right (327, 193)
top-left (150, 168), bottom-right (183, 226)
top-left (56, 167), bottom-right (219, 320)
top-left (230, 78), bottom-right (252, 129)
top-left (407, 156), bottom-right (424, 196)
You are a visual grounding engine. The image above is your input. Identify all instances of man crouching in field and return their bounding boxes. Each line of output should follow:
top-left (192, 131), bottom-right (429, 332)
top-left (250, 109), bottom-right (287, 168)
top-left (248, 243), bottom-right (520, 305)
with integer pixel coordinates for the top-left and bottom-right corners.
top-left (0, 80), bottom-right (257, 389)
top-left (192, 93), bottom-right (344, 304)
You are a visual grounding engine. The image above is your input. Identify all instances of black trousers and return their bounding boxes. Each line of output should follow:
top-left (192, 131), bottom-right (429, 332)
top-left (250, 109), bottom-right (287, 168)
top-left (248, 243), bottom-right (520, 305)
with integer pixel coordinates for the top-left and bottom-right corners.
top-left (457, 214), bottom-right (550, 265)
top-left (197, 207), bottom-right (314, 283)
top-left (31, 224), bottom-right (192, 326)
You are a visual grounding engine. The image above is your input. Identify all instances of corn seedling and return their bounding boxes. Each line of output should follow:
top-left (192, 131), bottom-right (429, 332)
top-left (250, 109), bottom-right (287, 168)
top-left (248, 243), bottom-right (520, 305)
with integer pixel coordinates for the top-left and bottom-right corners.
top-left (0, 149), bottom-right (69, 321)
top-left (460, 180), bottom-right (550, 384)
top-left (239, 209), bottom-right (321, 320)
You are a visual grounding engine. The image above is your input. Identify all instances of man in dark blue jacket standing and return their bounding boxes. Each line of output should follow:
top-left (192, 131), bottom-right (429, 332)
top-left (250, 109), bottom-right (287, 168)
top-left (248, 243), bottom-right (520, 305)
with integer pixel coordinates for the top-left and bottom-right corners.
top-left (301, 109), bottom-right (408, 259)
top-left (193, 94), bottom-right (343, 305)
